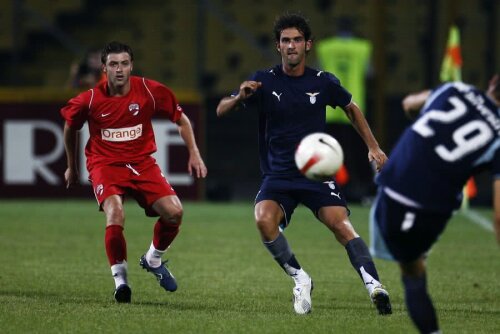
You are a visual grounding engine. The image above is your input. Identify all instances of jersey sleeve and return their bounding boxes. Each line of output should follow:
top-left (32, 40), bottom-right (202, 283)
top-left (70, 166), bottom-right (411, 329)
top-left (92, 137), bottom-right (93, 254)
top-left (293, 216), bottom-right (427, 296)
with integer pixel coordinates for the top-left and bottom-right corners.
top-left (147, 79), bottom-right (183, 123)
top-left (60, 90), bottom-right (92, 130)
top-left (324, 72), bottom-right (352, 108)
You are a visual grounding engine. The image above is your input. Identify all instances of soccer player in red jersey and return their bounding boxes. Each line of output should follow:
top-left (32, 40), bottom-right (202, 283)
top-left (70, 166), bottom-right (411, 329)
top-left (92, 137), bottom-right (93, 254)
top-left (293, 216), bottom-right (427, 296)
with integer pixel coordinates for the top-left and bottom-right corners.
top-left (61, 41), bottom-right (207, 303)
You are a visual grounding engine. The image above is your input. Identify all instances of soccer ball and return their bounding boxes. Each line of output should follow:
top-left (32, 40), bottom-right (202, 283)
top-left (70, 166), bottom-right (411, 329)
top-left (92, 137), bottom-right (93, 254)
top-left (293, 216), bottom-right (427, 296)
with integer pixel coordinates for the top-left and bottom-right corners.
top-left (295, 133), bottom-right (344, 181)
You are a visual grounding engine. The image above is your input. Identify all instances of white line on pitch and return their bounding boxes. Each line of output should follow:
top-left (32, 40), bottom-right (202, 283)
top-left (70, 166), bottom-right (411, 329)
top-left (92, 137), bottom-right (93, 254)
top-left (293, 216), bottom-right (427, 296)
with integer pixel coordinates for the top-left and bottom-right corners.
top-left (459, 209), bottom-right (494, 232)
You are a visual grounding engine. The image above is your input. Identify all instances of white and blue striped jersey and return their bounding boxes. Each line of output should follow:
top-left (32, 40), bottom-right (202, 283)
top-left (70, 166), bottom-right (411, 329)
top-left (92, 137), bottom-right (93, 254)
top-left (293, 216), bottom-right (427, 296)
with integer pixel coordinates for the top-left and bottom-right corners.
top-left (244, 65), bottom-right (352, 177)
top-left (376, 82), bottom-right (500, 213)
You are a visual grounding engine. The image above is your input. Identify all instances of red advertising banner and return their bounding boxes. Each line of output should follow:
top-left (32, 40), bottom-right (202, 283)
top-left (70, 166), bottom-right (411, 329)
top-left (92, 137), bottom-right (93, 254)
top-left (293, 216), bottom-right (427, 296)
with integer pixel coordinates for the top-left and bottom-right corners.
top-left (0, 89), bottom-right (204, 200)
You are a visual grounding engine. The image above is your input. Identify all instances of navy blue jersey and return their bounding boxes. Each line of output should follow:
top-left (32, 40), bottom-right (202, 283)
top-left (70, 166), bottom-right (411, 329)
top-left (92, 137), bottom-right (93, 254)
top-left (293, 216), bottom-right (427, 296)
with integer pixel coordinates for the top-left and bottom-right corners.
top-left (376, 82), bottom-right (500, 213)
top-left (244, 65), bottom-right (352, 177)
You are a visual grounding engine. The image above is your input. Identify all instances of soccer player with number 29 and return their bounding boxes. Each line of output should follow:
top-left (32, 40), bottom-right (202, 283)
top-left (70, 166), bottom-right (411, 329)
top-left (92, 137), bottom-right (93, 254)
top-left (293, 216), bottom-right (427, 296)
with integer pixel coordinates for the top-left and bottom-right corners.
top-left (370, 74), bottom-right (500, 333)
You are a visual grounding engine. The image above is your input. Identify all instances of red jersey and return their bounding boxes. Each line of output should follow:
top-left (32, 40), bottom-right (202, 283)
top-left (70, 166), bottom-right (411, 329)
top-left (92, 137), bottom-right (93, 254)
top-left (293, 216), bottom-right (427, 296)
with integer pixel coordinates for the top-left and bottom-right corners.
top-left (60, 76), bottom-right (183, 170)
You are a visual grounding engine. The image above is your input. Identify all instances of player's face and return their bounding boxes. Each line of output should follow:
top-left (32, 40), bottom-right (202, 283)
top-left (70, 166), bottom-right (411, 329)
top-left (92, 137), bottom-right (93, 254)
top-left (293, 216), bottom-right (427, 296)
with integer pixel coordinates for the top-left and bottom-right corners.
top-left (103, 52), bottom-right (133, 90)
top-left (277, 28), bottom-right (311, 68)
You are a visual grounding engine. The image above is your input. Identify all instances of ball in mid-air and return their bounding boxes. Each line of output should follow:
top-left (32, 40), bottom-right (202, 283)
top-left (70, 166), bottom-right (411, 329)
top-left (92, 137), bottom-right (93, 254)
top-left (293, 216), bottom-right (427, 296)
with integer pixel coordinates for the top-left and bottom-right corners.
top-left (295, 132), bottom-right (344, 181)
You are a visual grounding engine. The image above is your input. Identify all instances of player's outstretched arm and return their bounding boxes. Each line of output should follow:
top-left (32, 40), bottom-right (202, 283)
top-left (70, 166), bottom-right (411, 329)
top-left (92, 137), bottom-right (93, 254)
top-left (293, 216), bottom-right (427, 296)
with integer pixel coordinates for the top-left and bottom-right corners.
top-left (176, 113), bottom-right (207, 178)
top-left (494, 178), bottom-right (500, 245)
top-left (402, 90), bottom-right (431, 119)
top-left (216, 80), bottom-right (262, 117)
top-left (63, 122), bottom-right (79, 188)
top-left (342, 101), bottom-right (388, 172)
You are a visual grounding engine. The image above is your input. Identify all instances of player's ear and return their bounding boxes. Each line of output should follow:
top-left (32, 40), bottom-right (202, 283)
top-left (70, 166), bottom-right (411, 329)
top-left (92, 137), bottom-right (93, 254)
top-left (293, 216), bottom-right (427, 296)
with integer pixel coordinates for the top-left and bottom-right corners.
top-left (306, 40), bottom-right (312, 51)
top-left (102, 64), bottom-right (106, 73)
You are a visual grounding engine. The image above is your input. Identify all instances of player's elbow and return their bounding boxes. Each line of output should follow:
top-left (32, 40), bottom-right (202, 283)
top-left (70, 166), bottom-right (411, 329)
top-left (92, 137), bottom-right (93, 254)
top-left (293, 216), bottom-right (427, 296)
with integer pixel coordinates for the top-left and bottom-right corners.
top-left (402, 98), bottom-right (418, 119)
top-left (215, 104), bottom-right (224, 117)
top-left (216, 102), bottom-right (232, 117)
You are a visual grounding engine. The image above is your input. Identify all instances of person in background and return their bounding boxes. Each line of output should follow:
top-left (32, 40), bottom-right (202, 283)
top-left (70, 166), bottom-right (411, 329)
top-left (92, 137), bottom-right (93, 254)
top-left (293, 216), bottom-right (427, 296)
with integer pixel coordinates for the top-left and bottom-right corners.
top-left (370, 75), bottom-right (500, 333)
top-left (61, 41), bottom-right (207, 303)
top-left (66, 48), bottom-right (105, 90)
top-left (216, 12), bottom-right (391, 316)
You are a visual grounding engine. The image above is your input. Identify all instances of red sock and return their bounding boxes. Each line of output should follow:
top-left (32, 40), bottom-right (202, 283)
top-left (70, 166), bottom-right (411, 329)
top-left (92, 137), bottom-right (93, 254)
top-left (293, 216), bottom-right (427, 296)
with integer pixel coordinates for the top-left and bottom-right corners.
top-left (105, 225), bottom-right (127, 266)
top-left (153, 219), bottom-right (180, 251)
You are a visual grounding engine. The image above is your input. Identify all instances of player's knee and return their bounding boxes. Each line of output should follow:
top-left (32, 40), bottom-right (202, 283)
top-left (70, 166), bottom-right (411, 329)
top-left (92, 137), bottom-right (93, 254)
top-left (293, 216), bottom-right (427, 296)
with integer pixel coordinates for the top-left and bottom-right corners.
top-left (162, 206), bottom-right (183, 225)
top-left (255, 214), bottom-right (271, 228)
top-left (105, 206), bottom-right (125, 226)
top-left (255, 214), bottom-right (279, 236)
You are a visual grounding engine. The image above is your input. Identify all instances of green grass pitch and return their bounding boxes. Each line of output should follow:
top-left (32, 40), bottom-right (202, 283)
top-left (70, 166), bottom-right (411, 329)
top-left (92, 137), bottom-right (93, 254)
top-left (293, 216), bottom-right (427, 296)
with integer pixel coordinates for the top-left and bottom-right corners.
top-left (0, 200), bottom-right (499, 333)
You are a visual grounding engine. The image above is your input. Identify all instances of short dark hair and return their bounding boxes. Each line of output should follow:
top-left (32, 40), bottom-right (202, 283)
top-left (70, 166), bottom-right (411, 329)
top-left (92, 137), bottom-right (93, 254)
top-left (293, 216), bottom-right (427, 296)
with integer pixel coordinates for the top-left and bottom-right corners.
top-left (101, 41), bottom-right (134, 64)
top-left (273, 12), bottom-right (312, 42)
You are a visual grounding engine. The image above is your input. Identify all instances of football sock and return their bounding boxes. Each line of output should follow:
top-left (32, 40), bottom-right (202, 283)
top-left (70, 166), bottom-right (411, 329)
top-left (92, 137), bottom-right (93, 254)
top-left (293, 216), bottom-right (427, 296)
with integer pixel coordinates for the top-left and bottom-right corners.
top-left (153, 218), bottom-right (180, 251)
top-left (111, 261), bottom-right (128, 288)
top-left (264, 233), bottom-right (309, 283)
top-left (145, 242), bottom-right (167, 268)
top-left (345, 237), bottom-right (381, 294)
top-left (105, 225), bottom-right (127, 266)
top-left (402, 274), bottom-right (439, 334)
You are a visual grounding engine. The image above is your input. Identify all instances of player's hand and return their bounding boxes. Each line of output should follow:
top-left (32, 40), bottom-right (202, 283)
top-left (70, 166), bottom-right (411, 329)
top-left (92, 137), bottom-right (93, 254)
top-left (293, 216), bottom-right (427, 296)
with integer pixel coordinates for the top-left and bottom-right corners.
top-left (368, 148), bottom-right (388, 172)
top-left (238, 81), bottom-right (262, 100)
top-left (64, 167), bottom-right (79, 189)
top-left (187, 154), bottom-right (207, 178)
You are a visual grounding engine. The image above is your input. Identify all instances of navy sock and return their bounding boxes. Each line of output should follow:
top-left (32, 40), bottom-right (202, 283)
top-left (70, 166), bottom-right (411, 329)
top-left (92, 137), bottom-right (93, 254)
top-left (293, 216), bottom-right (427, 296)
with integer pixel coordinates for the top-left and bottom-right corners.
top-left (402, 274), bottom-right (439, 333)
top-left (345, 237), bottom-right (379, 281)
top-left (264, 233), bottom-right (301, 271)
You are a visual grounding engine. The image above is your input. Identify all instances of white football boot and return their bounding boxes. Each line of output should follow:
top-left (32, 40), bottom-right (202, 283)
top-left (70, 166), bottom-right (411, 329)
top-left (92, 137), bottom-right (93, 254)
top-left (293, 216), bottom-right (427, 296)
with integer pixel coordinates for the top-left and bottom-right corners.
top-left (292, 277), bottom-right (313, 314)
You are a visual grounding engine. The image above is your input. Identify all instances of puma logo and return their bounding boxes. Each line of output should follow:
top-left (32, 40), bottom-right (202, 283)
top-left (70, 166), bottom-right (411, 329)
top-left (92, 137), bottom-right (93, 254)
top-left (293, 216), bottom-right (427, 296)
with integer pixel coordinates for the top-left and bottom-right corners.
top-left (330, 192), bottom-right (341, 199)
top-left (272, 91), bottom-right (282, 101)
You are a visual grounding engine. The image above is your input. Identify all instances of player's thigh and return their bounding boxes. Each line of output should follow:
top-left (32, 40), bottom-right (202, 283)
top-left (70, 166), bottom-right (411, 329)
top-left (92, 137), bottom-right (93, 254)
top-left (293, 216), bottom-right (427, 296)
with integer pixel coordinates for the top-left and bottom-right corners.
top-left (133, 163), bottom-right (178, 217)
top-left (255, 200), bottom-right (284, 225)
top-left (89, 165), bottom-right (128, 208)
top-left (317, 206), bottom-right (358, 244)
top-left (374, 190), bottom-right (451, 263)
top-left (255, 177), bottom-right (298, 230)
top-left (298, 179), bottom-right (349, 217)
top-left (102, 194), bottom-right (125, 226)
top-left (254, 200), bottom-right (285, 241)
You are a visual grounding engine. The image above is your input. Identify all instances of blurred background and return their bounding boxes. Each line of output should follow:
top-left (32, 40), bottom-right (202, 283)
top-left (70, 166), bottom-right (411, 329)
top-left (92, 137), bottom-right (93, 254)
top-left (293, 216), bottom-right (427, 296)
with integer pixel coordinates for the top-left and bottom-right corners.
top-left (0, 0), bottom-right (498, 204)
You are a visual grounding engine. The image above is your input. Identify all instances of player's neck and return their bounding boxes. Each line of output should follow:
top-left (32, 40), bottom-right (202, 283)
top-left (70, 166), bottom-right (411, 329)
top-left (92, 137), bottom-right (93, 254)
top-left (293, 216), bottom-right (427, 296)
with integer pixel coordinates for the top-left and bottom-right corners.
top-left (282, 62), bottom-right (305, 77)
top-left (107, 82), bottom-right (131, 97)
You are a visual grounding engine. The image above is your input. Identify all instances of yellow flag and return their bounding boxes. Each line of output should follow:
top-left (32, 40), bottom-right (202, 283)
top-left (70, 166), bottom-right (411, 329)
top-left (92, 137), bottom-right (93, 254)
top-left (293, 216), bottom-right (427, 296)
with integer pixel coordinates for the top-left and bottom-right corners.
top-left (440, 25), bottom-right (462, 82)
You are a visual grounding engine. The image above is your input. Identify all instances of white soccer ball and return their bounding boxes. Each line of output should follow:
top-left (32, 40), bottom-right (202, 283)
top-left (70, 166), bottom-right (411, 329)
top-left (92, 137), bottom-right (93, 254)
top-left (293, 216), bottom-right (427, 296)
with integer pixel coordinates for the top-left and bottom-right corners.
top-left (295, 133), bottom-right (344, 181)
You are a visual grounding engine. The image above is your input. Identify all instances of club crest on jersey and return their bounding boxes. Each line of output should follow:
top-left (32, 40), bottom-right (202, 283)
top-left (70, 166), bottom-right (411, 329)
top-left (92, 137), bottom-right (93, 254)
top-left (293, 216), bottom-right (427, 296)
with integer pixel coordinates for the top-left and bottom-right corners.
top-left (306, 92), bottom-right (320, 104)
top-left (95, 184), bottom-right (104, 197)
top-left (323, 181), bottom-right (336, 190)
top-left (128, 103), bottom-right (140, 116)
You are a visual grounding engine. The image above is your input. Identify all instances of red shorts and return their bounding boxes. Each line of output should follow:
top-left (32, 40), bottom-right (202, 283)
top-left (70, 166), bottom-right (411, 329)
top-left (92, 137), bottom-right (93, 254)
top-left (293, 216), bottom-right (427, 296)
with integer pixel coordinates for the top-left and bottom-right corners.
top-left (89, 157), bottom-right (177, 216)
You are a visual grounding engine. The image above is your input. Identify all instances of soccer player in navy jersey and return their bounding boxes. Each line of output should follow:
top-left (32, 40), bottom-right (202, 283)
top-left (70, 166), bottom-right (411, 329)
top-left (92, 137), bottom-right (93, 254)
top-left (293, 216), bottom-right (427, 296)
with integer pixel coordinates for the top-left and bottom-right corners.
top-left (370, 75), bottom-right (500, 333)
top-left (61, 41), bottom-right (207, 303)
top-left (216, 13), bottom-right (391, 315)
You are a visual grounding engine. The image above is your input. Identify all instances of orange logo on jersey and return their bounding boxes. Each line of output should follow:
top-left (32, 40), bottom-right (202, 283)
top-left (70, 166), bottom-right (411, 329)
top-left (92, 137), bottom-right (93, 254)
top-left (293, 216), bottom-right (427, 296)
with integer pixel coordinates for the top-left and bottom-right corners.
top-left (101, 124), bottom-right (143, 142)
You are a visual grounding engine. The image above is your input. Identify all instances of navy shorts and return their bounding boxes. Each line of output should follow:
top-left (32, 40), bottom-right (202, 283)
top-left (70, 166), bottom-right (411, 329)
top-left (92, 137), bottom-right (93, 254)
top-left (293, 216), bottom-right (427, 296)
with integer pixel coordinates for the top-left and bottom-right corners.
top-left (370, 188), bottom-right (451, 263)
top-left (255, 175), bottom-right (348, 229)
